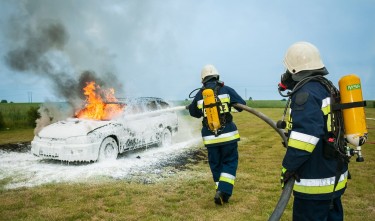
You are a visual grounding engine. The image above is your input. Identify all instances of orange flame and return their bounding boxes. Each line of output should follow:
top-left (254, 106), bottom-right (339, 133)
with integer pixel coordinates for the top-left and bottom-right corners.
top-left (76, 81), bottom-right (124, 120)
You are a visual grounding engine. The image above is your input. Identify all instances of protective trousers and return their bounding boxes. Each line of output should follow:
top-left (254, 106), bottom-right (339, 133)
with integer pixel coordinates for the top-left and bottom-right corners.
top-left (207, 142), bottom-right (238, 196)
top-left (293, 196), bottom-right (344, 221)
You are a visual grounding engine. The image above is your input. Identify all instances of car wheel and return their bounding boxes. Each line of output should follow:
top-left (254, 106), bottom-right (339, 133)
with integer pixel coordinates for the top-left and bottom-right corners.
top-left (159, 128), bottom-right (172, 147)
top-left (98, 137), bottom-right (118, 161)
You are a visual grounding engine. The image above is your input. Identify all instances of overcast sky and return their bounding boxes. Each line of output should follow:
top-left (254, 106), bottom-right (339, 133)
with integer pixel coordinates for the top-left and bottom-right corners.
top-left (0, 0), bottom-right (374, 103)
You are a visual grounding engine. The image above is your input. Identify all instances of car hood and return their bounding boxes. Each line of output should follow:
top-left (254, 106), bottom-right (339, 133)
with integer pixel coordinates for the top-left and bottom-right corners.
top-left (38, 118), bottom-right (112, 139)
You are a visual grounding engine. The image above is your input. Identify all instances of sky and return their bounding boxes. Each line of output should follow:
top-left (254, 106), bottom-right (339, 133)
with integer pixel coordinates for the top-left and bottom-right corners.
top-left (0, 0), bottom-right (374, 103)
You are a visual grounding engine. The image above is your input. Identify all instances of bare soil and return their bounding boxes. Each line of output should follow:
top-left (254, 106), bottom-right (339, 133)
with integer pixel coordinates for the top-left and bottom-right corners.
top-left (0, 142), bottom-right (31, 153)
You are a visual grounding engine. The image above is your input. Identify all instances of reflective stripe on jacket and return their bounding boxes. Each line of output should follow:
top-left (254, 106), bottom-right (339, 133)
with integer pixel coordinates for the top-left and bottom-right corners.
top-left (294, 171), bottom-right (348, 194)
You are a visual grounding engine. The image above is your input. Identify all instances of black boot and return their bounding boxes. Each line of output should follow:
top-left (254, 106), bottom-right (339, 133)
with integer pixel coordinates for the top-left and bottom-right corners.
top-left (214, 191), bottom-right (230, 205)
top-left (214, 191), bottom-right (224, 205)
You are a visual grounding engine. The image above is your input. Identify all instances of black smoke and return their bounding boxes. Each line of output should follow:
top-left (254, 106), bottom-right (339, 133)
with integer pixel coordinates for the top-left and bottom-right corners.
top-left (4, 20), bottom-right (123, 109)
top-left (5, 22), bottom-right (68, 72)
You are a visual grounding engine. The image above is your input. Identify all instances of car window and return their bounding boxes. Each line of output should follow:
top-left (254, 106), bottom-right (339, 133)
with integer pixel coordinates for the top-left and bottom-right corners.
top-left (125, 105), bottom-right (142, 114)
top-left (158, 101), bottom-right (170, 109)
top-left (120, 98), bottom-right (170, 114)
top-left (146, 101), bottom-right (158, 111)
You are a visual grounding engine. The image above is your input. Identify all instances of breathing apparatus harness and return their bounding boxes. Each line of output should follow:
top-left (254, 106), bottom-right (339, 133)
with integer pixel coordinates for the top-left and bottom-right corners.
top-left (279, 75), bottom-right (344, 159)
top-left (278, 73), bottom-right (366, 162)
top-left (189, 80), bottom-right (232, 136)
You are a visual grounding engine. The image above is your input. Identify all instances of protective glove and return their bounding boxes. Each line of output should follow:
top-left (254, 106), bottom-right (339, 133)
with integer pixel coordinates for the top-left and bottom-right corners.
top-left (280, 166), bottom-right (300, 189)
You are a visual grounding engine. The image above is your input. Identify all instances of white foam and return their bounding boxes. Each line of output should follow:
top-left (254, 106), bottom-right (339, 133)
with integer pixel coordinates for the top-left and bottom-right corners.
top-left (0, 138), bottom-right (202, 189)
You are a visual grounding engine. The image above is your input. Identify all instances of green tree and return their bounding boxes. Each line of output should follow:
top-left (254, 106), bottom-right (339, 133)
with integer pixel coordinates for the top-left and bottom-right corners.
top-left (27, 106), bottom-right (40, 127)
top-left (0, 111), bottom-right (5, 130)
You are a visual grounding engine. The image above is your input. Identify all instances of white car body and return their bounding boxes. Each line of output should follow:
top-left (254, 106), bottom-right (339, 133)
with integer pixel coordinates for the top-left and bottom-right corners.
top-left (31, 98), bottom-right (179, 162)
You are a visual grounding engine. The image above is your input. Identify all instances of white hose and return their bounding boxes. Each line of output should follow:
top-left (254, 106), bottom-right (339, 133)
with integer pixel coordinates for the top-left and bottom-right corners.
top-left (123, 106), bottom-right (186, 119)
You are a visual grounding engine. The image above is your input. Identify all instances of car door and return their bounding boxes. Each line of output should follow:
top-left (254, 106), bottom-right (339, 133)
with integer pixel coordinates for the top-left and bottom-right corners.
top-left (137, 100), bottom-right (163, 146)
top-left (118, 99), bottom-right (159, 150)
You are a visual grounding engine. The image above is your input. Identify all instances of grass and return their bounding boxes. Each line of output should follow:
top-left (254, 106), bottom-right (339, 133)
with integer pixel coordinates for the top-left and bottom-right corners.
top-left (0, 128), bottom-right (35, 145)
top-left (0, 108), bottom-right (374, 220)
top-left (246, 100), bottom-right (288, 108)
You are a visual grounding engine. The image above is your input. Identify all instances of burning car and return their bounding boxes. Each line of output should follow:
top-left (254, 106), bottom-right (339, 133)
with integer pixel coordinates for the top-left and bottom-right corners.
top-left (31, 97), bottom-right (179, 162)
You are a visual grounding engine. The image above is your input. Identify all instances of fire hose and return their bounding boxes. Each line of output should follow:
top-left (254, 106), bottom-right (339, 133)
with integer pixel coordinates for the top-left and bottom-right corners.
top-left (268, 178), bottom-right (295, 221)
top-left (232, 103), bottom-right (292, 221)
top-left (232, 103), bottom-right (287, 145)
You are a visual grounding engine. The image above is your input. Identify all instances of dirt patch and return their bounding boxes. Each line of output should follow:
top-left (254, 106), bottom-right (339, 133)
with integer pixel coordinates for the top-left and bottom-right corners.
top-left (0, 142), bottom-right (31, 153)
top-left (122, 147), bottom-right (208, 185)
top-left (159, 148), bottom-right (208, 170)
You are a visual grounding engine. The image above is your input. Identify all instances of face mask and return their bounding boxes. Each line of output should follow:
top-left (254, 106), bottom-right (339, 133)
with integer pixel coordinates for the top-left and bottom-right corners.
top-left (278, 70), bottom-right (297, 91)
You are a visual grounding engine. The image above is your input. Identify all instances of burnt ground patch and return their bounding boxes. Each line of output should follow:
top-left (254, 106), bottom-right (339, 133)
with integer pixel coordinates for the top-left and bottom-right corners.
top-left (157, 148), bottom-right (208, 170)
top-left (0, 142), bottom-right (31, 153)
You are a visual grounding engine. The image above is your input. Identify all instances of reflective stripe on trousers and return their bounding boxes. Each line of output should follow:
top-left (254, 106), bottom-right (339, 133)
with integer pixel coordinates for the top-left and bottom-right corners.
top-left (219, 172), bottom-right (235, 185)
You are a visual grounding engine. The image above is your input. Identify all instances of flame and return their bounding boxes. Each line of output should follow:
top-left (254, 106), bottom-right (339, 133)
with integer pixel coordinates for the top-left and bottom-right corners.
top-left (76, 81), bottom-right (124, 120)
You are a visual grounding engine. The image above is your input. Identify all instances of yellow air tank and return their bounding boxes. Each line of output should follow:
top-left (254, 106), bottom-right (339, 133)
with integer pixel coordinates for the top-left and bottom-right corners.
top-left (202, 88), bottom-right (221, 134)
top-left (338, 74), bottom-right (368, 146)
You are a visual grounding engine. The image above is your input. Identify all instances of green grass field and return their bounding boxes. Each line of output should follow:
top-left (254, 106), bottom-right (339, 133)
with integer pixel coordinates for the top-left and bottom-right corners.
top-left (0, 107), bottom-right (374, 220)
top-left (0, 103), bottom-right (41, 129)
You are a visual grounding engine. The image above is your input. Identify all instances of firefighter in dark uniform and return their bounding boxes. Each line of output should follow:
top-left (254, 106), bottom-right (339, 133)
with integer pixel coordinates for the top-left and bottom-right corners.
top-left (187, 64), bottom-right (246, 205)
top-left (279, 42), bottom-right (348, 221)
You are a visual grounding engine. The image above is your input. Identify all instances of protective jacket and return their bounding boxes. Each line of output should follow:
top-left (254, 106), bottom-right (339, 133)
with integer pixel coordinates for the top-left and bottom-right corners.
top-left (283, 80), bottom-right (348, 200)
top-left (188, 79), bottom-right (246, 197)
top-left (188, 80), bottom-right (246, 147)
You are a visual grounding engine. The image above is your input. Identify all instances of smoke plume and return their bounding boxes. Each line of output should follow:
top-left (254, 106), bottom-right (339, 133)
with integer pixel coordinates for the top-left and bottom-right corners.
top-left (5, 22), bottom-right (68, 71)
top-left (2, 5), bottom-right (124, 133)
top-left (4, 20), bottom-right (123, 106)
top-left (34, 102), bottom-right (74, 135)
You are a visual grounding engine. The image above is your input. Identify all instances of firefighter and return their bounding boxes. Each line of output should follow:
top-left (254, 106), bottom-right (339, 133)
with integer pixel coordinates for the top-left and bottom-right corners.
top-left (279, 42), bottom-right (348, 221)
top-left (187, 64), bottom-right (246, 205)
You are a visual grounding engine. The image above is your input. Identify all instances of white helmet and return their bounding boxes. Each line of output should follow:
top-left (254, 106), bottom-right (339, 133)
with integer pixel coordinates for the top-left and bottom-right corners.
top-left (283, 42), bottom-right (325, 76)
top-left (201, 64), bottom-right (220, 83)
